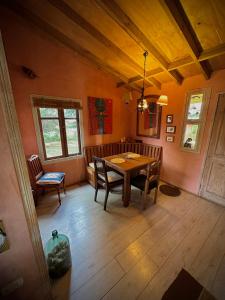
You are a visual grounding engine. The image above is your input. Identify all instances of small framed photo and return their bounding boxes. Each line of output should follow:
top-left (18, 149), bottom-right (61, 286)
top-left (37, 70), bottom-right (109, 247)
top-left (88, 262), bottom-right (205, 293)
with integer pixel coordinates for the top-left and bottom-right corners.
top-left (166, 126), bottom-right (176, 133)
top-left (166, 114), bottom-right (173, 124)
top-left (166, 135), bottom-right (174, 143)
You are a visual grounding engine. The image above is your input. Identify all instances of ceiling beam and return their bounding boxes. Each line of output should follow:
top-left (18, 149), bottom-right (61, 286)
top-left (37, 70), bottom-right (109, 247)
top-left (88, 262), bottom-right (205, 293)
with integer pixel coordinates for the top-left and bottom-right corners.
top-left (117, 68), bottom-right (163, 88)
top-left (48, 0), bottom-right (161, 90)
top-left (161, 0), bottom-right (212, 79)
top-left (1, 1), bottom-right (142, 92)
top-left (95, 0), bottom-right (183, 85)
top-left (120, 41), bottom-right (225, 86)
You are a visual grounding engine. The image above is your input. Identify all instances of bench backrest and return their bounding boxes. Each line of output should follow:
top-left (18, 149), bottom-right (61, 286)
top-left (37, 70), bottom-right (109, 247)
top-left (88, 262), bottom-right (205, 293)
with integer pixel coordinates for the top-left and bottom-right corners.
top-left (84, 142), bottom-right (162, 165)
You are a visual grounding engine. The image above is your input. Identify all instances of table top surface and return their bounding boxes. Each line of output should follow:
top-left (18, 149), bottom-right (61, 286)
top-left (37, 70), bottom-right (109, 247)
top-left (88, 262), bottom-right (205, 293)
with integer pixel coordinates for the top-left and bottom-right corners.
top-left (103, 152), bottom-right (156, 173)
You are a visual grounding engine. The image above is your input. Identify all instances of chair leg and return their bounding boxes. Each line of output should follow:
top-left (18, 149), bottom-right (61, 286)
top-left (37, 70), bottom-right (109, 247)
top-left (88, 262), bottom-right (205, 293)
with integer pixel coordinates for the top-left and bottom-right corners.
top-left (154, 187), bottom-right (158, 204)
top-left (104, 189), bottom-right (109, 211)
top-left (141, 192), bottom-right (147, 210)
top-left (63, 178), bottom-right (66, 194)
top-left (94, 187), bottom-right (98, 202)
top-left (57, 187), bottom-right (61, 205)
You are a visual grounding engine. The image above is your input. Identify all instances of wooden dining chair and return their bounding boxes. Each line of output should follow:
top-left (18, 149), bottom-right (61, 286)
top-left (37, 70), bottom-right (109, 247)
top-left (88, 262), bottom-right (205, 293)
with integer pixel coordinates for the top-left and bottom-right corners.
top-left (131, 161), bottom-right (161, 209)
top-left (27, 154), bottom-right (66, 205)
top-left (93, 156), bottom-right (124, 210)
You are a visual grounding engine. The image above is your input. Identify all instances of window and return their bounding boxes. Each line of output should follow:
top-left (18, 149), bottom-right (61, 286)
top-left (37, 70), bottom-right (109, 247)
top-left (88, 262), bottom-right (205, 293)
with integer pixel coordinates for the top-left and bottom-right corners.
top-left (33, 98), bottom-right (82, 160)
top-left (181, 89), bottom-right (210, 152)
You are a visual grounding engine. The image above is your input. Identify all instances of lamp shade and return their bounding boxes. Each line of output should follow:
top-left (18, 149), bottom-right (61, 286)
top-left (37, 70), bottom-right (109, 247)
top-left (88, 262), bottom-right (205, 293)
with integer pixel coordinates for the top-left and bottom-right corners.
top-left (157, 95), bottom-right (168, 106)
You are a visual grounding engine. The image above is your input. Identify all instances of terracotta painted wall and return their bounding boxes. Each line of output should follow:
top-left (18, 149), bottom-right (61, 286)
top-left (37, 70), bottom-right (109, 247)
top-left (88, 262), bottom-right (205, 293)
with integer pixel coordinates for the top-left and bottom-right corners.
top-left (129, 70), bottom-right (225, 194)
top-left (0, 98), bottom-right (47, 299)
top-left (0, 7), bottom-right (129, 186)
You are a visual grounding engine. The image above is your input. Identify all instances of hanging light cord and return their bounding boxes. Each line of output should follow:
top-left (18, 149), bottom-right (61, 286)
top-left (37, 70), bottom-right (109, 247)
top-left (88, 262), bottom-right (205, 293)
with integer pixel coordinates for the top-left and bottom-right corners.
top-left (142, 51), bottom-right (148, 100)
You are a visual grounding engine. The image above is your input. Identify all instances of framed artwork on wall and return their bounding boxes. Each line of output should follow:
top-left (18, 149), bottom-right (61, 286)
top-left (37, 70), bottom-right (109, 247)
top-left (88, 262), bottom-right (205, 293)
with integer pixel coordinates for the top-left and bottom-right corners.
top-left (136, 95), bottom-right (162, 138)
top-left (166, 126), bottom-right (176, 134)
top-left (166, 114), bottom-right (173, 124)
top-left (88, 97), bottom-right (112, 135)
top-left (166, 135), bottom-right (174, 142)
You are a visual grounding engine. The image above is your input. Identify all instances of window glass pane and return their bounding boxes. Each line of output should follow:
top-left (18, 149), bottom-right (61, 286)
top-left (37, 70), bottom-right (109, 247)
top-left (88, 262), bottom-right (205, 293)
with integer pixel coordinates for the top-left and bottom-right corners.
top-left (40, 108), bottom-right (58, 118)
top-left (187, 93), bottom-right (203, 120)
top-left (41, 119), bottom-right (62, 158)
top-left (183, 124), bottom-right (199, 150)
top-left (64, 109), bottom-right (76, 118)
top-left (65, 119), bottom-right (80, 155)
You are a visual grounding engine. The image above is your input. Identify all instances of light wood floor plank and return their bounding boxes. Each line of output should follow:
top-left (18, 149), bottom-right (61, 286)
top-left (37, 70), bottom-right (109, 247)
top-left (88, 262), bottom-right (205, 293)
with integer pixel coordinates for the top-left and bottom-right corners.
top-left (149, 195), bottom-right (212, 267)
top-left (116, 212), bottom-right (178, 272)
top-left (211, 253), bottom-right (225, 300)
top-left (103, 255), bottom-right (158, 300)
top-left (138, 202), bottom-right (223, 300)
top-left (36, 184), bottom-right (225, 300)
top-left (71, 259), bottom-right (124, 300)
top-left (187, 210), bottom-right (225, 291)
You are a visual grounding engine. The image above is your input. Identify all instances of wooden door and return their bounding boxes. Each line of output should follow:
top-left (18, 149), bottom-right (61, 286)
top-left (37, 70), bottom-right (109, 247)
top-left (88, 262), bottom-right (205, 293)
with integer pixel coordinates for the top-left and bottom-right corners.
top-left (200, 94), bottom-right (225, 206)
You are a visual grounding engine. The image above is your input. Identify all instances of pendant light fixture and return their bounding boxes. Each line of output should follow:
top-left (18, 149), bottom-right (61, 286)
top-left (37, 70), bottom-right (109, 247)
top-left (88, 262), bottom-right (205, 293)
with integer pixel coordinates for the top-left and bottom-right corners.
top-left (137, 51), bottom-right (148, 113)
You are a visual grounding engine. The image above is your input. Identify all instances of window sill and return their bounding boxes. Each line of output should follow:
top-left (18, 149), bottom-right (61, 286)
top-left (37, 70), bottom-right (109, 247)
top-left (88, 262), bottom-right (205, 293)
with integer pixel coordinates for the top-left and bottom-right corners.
top-left (42, 154), bottom-right (84, 165)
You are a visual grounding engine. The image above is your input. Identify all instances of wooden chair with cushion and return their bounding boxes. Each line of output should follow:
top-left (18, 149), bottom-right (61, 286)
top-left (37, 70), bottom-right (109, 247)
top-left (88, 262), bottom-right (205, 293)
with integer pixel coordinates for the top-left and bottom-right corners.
top-left (93, 156), bottom-right (124, 211)
top-left (27, 154), bottom-right (66, 205)
top-left (131, 160), bottom-right (161, 209)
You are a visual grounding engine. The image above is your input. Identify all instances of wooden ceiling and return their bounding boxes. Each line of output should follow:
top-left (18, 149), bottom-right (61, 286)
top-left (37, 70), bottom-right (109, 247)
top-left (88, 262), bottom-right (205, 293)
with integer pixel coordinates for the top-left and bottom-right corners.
top-left (2, 0), bottom-right (225, 91)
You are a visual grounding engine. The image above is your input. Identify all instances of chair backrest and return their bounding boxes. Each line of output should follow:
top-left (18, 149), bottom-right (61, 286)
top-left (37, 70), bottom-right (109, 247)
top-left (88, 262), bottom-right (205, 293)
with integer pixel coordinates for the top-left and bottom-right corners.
top-left (93, 156), bottom-right (109, 186)
top-left (144, 160), bottom-right (161, 194)
top-left (146, 160), bottom-right (161, 177)
top-left (27, 154), bottom-right (44, 183)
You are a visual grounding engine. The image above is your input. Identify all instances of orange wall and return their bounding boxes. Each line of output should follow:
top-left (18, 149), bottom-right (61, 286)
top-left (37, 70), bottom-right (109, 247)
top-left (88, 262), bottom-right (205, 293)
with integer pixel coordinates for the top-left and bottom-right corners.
top-left (129, 70), bottom-right (225, 194)
top-left (0, 7), bottom-right (129, 186)
top-left (0, 93), bottom-right (47, 299)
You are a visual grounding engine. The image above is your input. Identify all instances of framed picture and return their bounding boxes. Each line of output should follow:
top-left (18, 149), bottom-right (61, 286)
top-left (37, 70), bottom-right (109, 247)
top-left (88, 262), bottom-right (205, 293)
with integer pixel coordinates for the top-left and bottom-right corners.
top-left (166, 114), bottom-right (173, 124)
top-left (136, 95), bottom-right (162, 139)
top-left (166, 126), bottom-right (176, 133)
top-left (166, 135), bottom-right (174, 142)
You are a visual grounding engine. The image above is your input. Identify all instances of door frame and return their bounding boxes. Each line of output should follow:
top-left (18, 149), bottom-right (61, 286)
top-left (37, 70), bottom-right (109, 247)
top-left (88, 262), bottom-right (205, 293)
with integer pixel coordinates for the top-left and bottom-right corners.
top-left (199, 92), bottom-right (225, 199)
top-left (0, 33), bottom-right (52, 298)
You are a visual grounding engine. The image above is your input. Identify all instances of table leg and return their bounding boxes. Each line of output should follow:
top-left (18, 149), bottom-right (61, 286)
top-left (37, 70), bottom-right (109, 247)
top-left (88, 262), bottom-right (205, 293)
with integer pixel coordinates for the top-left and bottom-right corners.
top-left (123, 172), bottom-right (131, 207)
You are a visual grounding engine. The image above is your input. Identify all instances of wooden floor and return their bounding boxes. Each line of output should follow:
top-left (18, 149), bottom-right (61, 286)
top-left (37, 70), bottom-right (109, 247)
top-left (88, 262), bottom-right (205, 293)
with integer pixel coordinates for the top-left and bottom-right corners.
top-left (36, 183), bottom-right (225, 300)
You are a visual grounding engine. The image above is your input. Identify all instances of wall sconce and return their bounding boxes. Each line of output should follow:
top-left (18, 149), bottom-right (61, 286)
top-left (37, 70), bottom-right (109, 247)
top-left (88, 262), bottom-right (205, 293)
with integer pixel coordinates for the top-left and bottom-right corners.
top-left (157, 95), bottom-right (168, 106)
top-left (21, 66), bottom-right (37, 79)
top-left (123, 91), bottom-right (133, 104)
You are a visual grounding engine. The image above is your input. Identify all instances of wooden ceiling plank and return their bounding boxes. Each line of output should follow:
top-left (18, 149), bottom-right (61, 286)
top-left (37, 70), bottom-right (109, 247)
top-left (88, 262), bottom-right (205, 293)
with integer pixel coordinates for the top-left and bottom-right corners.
top-left (161, 0), bottom-right (212, 79)
top-left (48, 0), bottom-right (161, 90)
top-left (2, 1), bottom-right (143, 92)
top-left (168, 56), bottom-right (194, 71)
top-left (199, 43), bottom-right (225, 61)
top-left (146, 67), bottom-right (164, 77)
top-left (95, 0), bottom-right (183, 84)
top-left (116, 68), bottom-right (163, 88)
top-left (146, 77), bottom-right (161, 89)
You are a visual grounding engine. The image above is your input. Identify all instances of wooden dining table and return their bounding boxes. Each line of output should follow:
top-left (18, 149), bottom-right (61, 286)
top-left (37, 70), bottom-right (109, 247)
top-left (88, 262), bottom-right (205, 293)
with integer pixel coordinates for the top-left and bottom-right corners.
top-left (103, 152), bottom-right (156, 207)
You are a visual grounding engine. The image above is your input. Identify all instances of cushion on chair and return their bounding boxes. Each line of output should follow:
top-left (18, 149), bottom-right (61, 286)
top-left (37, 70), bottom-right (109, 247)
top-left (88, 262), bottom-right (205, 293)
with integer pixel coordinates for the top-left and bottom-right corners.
top-left (131, 174), bottom-right (158, 191)
top-left (89, 162), bottom-right (95, 169)
top-left (98, 171), bottom-right (123, 183)
top-left (37, 172), bottom-right (65, 185)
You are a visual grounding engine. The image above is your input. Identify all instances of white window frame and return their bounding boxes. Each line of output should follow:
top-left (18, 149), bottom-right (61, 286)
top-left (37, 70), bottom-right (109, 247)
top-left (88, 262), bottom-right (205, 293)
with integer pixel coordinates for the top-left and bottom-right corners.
top-left (181, 88), bottom-right (210, 153)
top-left (31, 95), bottom-right (84, 164)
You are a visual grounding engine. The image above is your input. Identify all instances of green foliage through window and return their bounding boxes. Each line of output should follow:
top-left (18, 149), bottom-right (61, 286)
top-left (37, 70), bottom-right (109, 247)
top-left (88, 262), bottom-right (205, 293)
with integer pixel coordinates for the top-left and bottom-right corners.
top-left (38, 107), bottom-right (81, 159)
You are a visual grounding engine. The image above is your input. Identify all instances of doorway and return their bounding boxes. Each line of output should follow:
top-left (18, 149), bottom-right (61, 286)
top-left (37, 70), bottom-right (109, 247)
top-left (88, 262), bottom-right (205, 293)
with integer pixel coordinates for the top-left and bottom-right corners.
top-left (200, 93), bottom-right (225, 206)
